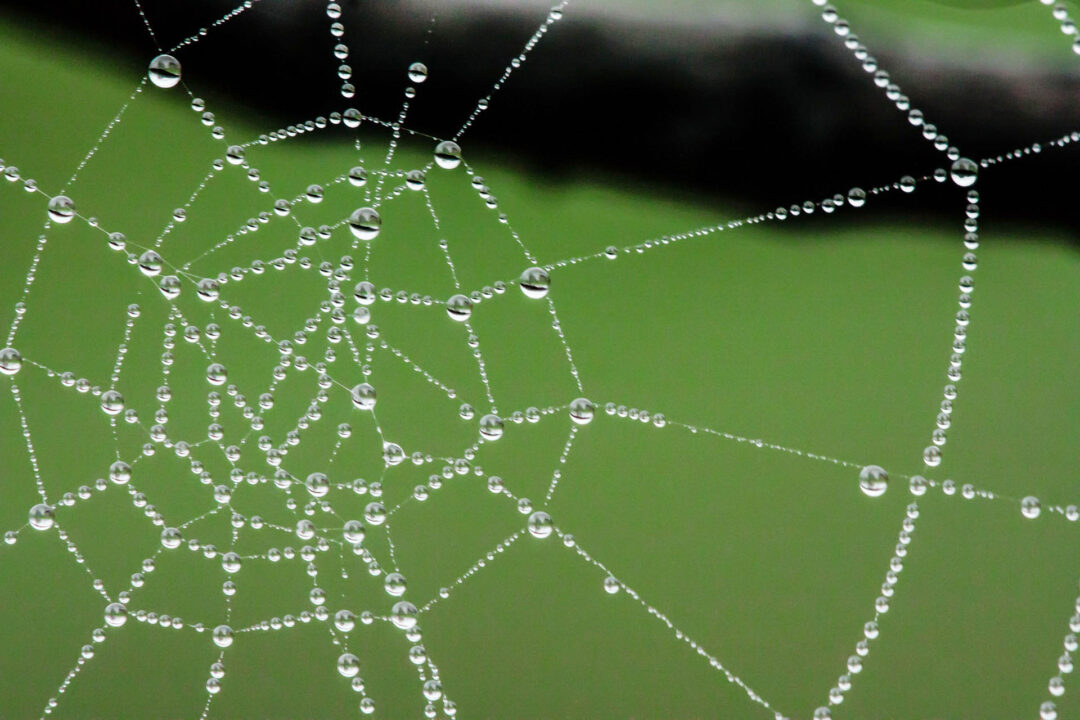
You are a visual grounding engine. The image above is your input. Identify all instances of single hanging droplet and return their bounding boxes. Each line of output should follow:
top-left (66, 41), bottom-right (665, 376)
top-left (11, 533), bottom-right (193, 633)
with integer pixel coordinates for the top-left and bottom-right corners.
top-left (446, 294), bottom-right (472, 321)
top-left (858, 465), bottom-right (888, 498)
top-left (1021, 495), bottom-right (1041, 519)
top-left (922, 445), bottom-right (941, 468)
top-left (0, 347), bottom-right (22, 376)
top-left (603, 576), bottom-right (620, 594)
top-left (434, 140), bottom-right (462, 170)
top-left (348, 207), bottom-right (381, 241)
top-left (351, 383), bottom-right (376, 410)
top-left (138, 250), bottom-right (163, 277)
top-left (527, 511), bottom-right (553, 539)
top-left (337, 653), bottom-right (361, 678)
top-left (407, 62), bottom-right (428, 83)
top-left (383, 572), bottom-right (407, 596)
top-left (212, 625), bottom-right (233, 648)
top-left (479, 413), bottom-right (504, 441)
top-left (391, 600), bottom-right (418, 629)
top-left (28, 503), bottom-right (55, 531)
top-left (104, 602), bottom-right (128, 627)
top-left (206, 363), bottom-right (227, 386)
top-left (950, 158), bottom-right (978, 188)
top-left (569, 398), bottom-right (595, 425)
top-left (47, 195), bottom-right (76, 224)
top-left (519, 267), bottom-right (550, 299)
top-left (100, 390), bottom-right (125, 415)
top-left (148, 54), bottom-right (182, 89)
top-left (847, 187), bottom-right (866, 208)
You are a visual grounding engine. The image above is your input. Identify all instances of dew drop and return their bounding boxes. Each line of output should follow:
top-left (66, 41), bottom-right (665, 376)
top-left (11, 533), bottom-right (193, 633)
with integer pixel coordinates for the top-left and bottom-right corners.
top-left (569, 398), bottom-right (595, 425)
top-left (28, 503), bottom-right (55, 531)
top-left (0, 347), bottom-right (23, 375)
top-left (479, 413), bottom-right (504, 441)
top-left (348, 208), bottom-right (381, 241)
top-left (1021, 496), bottom-right (1041, 520)
top-left (407, 62), bottom-right (428, 83)
top-left (446, 294), bottom-right (473, 321)
top-left (519, 267), bottom-right (550, 299)
top-left (148, 54), bottom-right (181, 89)
top-left (434, 140), bottom-right (462, 169)
top-left (858, 465), bottom-right (888, 498)
top-left (351, 383), bottom-right (376, 410)
top-left (527, 511), bottom-right (553, 539)
top-left (47, 195), bottom-right (76, 224)
top-left (950, 158), bottom-right (979, 188)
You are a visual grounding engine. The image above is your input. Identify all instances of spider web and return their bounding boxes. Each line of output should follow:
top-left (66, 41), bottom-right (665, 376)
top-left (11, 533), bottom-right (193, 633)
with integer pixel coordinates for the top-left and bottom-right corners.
top-left (0, 1), bottom-right (1078, 719)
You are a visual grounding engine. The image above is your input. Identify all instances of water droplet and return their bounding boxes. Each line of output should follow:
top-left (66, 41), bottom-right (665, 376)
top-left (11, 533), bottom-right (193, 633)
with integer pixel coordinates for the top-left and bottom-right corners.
top-left (446, 294), bottom-right (473, 321)
top-left (337, 653), bottom-right (360, 677)
top-left (1021, 496), bottom-right (1041, 519)
top-left (0, 347), bottom-right (23, 375)
top-left (161, 527), bottom-right (182, 549)
top-left (348, 208), bottom-right (381, 241)
top-left (148, 54), bottom-right (181, 89)
top-left (348, 166), bottom-right (367, 186)
top-left (109, 460), bottom-right (132, 485)
top-left (390, 600), bottom-right (418, 629)
top-left (603, 576), bottom-right (620, 594)
top-left (306, 472), bottom-right (330, 498)
top-left (922, 445), bottom-right (941, 468)
top-left (365, 502), bottom-right (387, 525)
top-left (847, 187), bottom-right (866, 208)
top-left (104, 602), bottom-right (128, 627)
top-left (382, 442), bottom-right (405, 466)
top-left (206, 363), bottom-right (227, 386)
top-left (479, 413), bottom-right (504, 441)
top-left (950, 158), bottom-right (978, 188)
top-left (434, 140), bottom-right (462, 169)
top-left (569, 398), bottom-right (595, 425)
top-left (197, 278), bottom-right (219, 302)
top-left (527, 511), bottom-right (553, 539)
top-left (407, 62), bottom-right (428, 83)
top-left (28, 503), bottom-right (55, 531)
top-left (225, 145), bottom-right (244, 165)
top-left (351, 383), bottom-right (376, 410)
top-left (212, 625), bottom-right (233, 648)
top-left (47, 195), bottom-right (76, 224)
top-left (138, 250), bottom-right (163, 277)
top-left (909, 475), bottom-right (927, 496)
top-left (405, 169), bottom-right (426, 191)
top-left (519, 267), bottom-right (550, 299)
top-left (858, 465), bottom-right (888, 498)
top-left (1040, 701), bottom-right (1057, 720)
top-left (384, 572), bottom-right (407, 596)
top-left (343, 519), bottom-right (365, 545)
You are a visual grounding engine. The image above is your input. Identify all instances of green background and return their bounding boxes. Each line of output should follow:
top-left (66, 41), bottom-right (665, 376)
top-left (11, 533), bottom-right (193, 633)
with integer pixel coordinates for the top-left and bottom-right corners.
top-left (0, 1), bottom-right (1078, 719)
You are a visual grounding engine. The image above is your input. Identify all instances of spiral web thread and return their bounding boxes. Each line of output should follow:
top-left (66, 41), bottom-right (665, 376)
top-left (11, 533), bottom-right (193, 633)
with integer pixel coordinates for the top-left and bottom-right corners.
top-left (0, 1), bottom-right (1079, 719)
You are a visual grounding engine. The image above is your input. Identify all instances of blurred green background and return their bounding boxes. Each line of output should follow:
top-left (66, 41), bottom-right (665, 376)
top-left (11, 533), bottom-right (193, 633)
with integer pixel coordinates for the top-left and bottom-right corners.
top-left (0, 2), bottom-right (1079, 719)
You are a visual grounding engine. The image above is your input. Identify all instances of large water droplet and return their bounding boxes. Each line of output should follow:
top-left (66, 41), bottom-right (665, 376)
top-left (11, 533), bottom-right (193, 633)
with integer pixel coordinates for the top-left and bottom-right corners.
top-left (148, 54), bottom-right (182, 89)
top-left (351, 383), bottom-right (376, 410)
top-left (950, 158), bottom-right (978, 188)
top-left (1021, 495), bottom-right (1041, 519)
top-left (446, 294), bottom-right (473, 322)
top-left (569, 398), bottom-right (595, 425)
top-left (28, 503), bottom-right (55, 531)
top-left (407, 62), bottom-right (428, 84)
top-left (479, 413), bottom-right (504, 440)
top-left (527, 511), bottom-right (553, 539)
top-left (434, 140), bottom-right (462, 170)
top-left (0, 347), bottom-right (22, 376)
top-left (47, 195), bottom-right (76, 224)
top-left (519, 267), bottom-right (550, 299)
top-left (348, 208), bottom-right (381, 241)
top-left (858, 465), bottom-right (888, 498)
